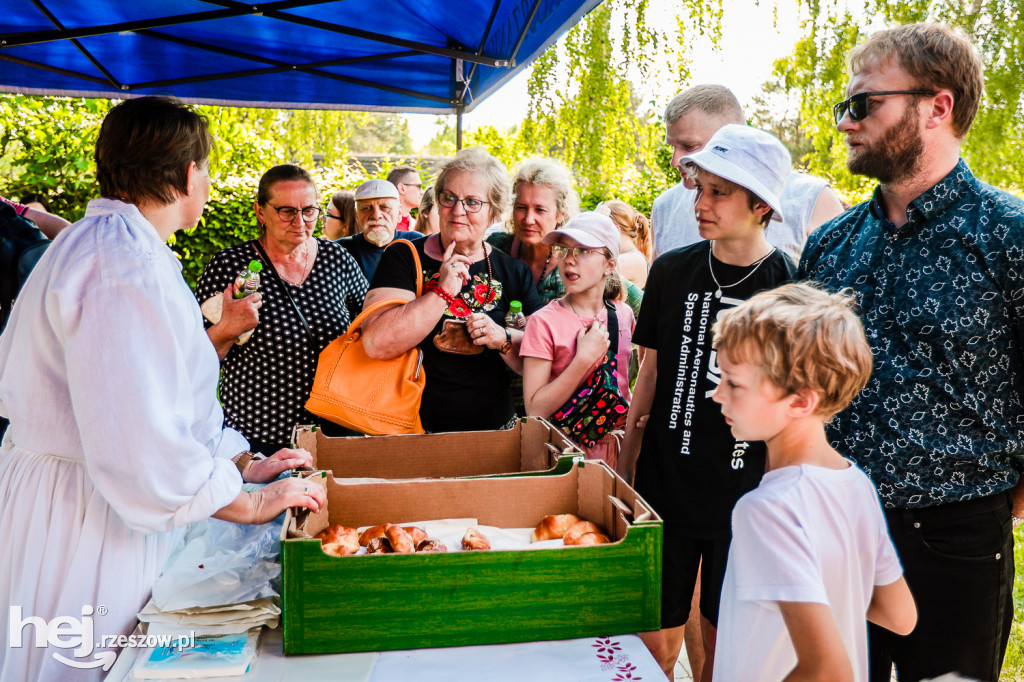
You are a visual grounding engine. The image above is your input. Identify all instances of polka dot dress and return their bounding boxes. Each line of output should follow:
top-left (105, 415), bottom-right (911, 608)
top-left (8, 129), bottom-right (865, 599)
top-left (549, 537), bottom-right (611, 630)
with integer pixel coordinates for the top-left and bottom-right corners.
top-left (195, 238), bottom-right (368, 447)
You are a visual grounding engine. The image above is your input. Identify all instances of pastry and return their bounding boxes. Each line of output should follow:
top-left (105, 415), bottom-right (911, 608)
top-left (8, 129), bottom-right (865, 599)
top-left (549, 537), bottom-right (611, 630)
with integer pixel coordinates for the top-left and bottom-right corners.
top-left (316, 525), bottom-right (359, 557)
top-left (563, 520), bottom-right (602, 546)
top-left (530, 513), bottom-right (582, 542)
top-left (462, 527), bottom-right (491, 550)
top-left (385, 523), bottom-right (417, 554)
top-left (366, 537), bottom-right (393, 554)
top-left (567, 532), bottom-right (611, 546)
top-left (416, 539), bottom-right (448, 553)
top-left (359, 524), bottom-right (387, 546)
top-left (403, 526), bottom-right (428, 545)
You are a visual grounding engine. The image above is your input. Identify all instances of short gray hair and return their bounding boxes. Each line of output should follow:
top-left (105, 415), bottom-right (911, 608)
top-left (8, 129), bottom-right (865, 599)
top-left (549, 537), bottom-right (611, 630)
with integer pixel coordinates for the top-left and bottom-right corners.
top-left (664, 84), bottom-right (745, 126)
top-left (434, 147), bottom-right (511, 225)
top-left (512, 158), bottom-right (580, 226)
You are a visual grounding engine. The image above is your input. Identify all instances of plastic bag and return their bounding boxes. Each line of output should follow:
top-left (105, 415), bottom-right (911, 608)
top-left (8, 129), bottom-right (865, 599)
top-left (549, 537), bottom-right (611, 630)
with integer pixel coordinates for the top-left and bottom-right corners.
top-left (150, 515), bottom-right (283, 611)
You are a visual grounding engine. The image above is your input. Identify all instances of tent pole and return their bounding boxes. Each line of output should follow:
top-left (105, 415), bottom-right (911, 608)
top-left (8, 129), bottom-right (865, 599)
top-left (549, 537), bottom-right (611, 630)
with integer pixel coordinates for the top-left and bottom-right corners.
top-left (456, 107), bottom-right (464, 151)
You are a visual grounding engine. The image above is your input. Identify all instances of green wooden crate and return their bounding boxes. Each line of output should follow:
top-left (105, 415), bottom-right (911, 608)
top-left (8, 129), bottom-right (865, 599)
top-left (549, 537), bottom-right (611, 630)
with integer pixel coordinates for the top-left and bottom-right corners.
top-left (293, 417), bottom-right (583, 481)
top-left (281, 460), bottom-right (662, 654)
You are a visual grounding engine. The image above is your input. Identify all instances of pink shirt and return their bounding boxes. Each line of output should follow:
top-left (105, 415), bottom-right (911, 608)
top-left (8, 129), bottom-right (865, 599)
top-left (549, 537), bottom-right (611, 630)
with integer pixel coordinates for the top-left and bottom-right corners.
top-left (1, 196), bottom-right (29, 215)
top-left (521, 299), bottom-right (634, 402)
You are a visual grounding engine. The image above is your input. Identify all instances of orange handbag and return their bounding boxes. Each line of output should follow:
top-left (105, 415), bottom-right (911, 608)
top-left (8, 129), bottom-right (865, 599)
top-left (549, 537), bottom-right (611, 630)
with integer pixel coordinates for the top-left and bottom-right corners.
top-left (305, 240), bottom-right (426, 435)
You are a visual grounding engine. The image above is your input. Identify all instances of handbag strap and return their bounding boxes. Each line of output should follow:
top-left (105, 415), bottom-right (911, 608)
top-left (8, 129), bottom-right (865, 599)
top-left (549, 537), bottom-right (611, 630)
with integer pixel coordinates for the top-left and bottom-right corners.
top-left (604, 300), bottom-right (619, 357)
top-left (252, 239), bottom-right (314, 343)
top-left (384, 238), bottom-right (423, 297)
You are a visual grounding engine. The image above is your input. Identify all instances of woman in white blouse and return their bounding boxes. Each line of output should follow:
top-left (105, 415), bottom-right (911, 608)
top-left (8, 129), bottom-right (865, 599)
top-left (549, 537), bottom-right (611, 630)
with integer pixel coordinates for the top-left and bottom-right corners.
top-left (0, 97), bottom-right (325, 682)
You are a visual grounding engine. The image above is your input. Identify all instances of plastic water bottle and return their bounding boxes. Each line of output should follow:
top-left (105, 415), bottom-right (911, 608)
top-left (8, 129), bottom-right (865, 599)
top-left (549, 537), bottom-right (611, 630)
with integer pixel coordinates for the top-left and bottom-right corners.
top-left (505, 300), bottom-right (526, 330)
top-left (233, 260), bottom-right (262, 299)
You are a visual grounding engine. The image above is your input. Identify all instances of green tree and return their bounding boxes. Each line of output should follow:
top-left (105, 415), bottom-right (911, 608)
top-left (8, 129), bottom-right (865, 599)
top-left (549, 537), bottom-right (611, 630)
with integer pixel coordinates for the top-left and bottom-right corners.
top-left (773, 1), bottom-right (1024, 201)
top-left (423, 117), bottom-right (456, 157)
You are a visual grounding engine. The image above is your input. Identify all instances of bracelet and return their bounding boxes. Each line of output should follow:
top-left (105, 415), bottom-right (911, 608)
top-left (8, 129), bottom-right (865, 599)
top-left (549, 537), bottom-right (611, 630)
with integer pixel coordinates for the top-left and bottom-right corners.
top-left (429, 286), bottom-right (457, 306)
top-left (1014, 516), bottom-right (1024, 530)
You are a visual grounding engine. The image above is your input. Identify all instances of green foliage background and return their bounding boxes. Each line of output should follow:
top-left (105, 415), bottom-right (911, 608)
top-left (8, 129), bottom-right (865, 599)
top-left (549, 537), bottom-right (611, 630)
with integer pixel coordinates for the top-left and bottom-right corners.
top-left (2, 0), bottom-right (1023, 288)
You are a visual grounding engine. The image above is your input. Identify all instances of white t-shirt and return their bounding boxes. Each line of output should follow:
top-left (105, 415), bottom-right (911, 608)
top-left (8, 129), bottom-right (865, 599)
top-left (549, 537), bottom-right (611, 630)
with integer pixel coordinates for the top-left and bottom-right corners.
top-left (714, 461), bottom-right (903, 682)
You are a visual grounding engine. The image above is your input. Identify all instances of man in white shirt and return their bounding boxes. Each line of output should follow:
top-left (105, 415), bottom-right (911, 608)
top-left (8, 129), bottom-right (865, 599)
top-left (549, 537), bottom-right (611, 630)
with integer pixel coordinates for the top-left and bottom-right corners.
top-left (651, 85), bottom-right (845, 261)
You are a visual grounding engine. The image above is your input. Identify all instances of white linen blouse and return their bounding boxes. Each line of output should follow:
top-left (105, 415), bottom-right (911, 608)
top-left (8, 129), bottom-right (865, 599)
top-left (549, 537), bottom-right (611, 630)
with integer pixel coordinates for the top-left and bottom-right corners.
top-left (0, 199), bottom-right (245, 682)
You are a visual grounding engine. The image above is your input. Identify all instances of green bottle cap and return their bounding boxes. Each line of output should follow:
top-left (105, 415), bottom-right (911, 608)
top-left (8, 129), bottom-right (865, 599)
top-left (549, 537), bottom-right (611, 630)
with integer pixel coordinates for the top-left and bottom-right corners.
top-left (248, 260), bottom-right (263, 273)
top-left (509, 300), bottom-right (523, 314)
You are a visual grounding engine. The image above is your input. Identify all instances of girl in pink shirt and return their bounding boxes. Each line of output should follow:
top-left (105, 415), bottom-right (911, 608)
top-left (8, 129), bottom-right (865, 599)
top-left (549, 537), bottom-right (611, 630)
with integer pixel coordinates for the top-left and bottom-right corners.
top-left (521, 212), bottom-right (635, 468)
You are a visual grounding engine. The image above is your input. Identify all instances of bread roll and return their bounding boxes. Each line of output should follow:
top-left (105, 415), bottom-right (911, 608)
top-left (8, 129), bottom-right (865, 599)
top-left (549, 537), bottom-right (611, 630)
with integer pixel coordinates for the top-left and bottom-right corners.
top-left (416, 539), bottom-right (448, 553)
top-left (359, 524), bottom-right (387, 546)
top-left (403, 526), bottom-right (428, 545)
top-left (385, 523), bottom-right (416, 554)
top-left (366, 537), bottom-right (393, 554)
top-left (567, 532), bottom-right (611, 546)
top-left (563, 520), bottom-right (602, 546)
top-left (531, 514), bottom-right (582, 542)
top-left (462, 527), bottom-right (491, 551)
top-left (316, 525), bottom-right (360, 557)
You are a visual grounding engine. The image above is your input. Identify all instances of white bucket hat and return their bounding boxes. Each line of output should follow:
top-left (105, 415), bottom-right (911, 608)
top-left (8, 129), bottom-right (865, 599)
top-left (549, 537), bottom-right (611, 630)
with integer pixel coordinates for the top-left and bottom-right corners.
top-left (681, 124), bottom-right (792, 223)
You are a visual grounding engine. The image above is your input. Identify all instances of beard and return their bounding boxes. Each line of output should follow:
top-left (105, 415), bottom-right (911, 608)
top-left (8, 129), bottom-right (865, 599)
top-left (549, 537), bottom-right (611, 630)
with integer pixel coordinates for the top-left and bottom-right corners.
top-left (364, 225), bottom-right (393, 246)
top-left (846, 101), bottom-right (924, 185)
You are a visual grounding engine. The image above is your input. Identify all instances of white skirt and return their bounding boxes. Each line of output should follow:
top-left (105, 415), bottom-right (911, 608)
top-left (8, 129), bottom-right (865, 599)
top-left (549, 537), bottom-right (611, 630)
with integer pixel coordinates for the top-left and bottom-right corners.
top-left (0, 438), bottom-right (182, 682)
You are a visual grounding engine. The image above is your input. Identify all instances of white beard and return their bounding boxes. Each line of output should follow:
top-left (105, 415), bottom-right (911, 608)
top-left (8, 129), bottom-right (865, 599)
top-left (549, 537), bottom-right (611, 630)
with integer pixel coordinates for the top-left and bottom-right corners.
top-left (364, 225), bottom-right (393, 246)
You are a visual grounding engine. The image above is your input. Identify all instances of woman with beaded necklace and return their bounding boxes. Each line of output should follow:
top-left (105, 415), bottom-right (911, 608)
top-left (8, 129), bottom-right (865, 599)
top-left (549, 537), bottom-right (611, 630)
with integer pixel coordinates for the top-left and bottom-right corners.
top-left (195, 164), bottom-right (367, 453)
top-left (362, 148), bottom-right (543, 433)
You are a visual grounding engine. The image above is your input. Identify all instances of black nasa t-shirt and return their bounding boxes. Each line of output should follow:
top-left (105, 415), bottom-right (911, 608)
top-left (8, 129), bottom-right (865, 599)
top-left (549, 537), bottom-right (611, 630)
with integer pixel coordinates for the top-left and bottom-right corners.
top-left (633, 240), bottom-right (796, 535)
top-left (370, 235), bottom-right (543, 433)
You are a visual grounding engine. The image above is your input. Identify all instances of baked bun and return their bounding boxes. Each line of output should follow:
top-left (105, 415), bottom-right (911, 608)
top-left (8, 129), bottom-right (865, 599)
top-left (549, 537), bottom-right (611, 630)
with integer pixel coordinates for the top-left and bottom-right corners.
top-left (359, 524), bottom-right (387, 546)
top-left (563, 520), bottom-right (602, 546)
top-left (385, 523), bottom-right (417, 554)
top-left (403, 526), bottom-right (428, 545)
top-left (462, 527), bottom-right (491, 551)
top-left (531, 514), bottom-right (582, 542)
top-left (366, 537), bottom-right (393, 554)
top-left (316, 525), bottom-right (360, 556)
top-left (567, 532), bottom-right (611, 546)
top-left (416, 539), bottom-right (448, 553)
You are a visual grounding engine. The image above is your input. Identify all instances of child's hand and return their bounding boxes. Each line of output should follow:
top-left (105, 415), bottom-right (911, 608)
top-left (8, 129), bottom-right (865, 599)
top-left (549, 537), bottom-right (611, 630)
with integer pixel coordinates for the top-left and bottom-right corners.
top-left (576, 322), bottom-right (611, 367)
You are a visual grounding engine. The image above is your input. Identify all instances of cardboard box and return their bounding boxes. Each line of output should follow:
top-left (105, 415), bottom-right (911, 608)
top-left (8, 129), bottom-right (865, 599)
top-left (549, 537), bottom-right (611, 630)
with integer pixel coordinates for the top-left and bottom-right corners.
top-left (280, 460), bottom-right (662, 655)
top-left (293, 417), bottom-right (582, 480)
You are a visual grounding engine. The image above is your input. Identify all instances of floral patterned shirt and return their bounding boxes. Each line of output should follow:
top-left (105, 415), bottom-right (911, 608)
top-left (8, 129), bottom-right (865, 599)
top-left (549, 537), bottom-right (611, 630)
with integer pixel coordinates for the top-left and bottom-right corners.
top-left (799, 159), bottom-right (1024, 508)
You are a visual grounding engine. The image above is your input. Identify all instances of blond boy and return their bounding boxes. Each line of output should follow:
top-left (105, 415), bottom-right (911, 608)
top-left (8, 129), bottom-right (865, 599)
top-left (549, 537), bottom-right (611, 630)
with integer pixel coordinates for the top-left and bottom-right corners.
top-left (710, 283), bottom-right (916, 681)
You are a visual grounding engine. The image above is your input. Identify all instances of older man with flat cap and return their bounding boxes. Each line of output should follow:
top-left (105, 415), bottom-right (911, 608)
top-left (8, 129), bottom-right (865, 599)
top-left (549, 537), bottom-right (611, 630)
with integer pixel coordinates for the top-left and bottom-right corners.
top-left (339, 178), bottom-right (423, 282)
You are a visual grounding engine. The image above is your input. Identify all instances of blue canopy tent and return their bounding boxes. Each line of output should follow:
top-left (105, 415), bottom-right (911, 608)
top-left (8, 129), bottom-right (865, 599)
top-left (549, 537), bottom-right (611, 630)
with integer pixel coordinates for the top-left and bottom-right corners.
top-left (0, 0), bottom-right (603, 144)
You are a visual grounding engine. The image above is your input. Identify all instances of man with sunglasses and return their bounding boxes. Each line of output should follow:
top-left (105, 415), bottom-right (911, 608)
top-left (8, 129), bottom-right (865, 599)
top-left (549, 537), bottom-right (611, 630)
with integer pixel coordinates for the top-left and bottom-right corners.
top-left (800, 22), bottom-right (1024, 682)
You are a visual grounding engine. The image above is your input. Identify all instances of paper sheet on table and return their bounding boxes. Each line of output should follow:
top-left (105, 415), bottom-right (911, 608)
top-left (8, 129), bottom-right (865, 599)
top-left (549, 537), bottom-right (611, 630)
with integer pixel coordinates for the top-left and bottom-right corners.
top-left (138, 598), bottom-right (280, 636)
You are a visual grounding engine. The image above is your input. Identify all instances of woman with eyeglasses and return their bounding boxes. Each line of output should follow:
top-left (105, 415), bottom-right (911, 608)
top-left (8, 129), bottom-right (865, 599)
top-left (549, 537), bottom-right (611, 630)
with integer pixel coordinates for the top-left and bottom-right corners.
top-left (361, 148), bottom-right (543, 433)
top-left (323, 189), bottom-right (357, 240)
top-left (195, 164), bottom-right (367, 452)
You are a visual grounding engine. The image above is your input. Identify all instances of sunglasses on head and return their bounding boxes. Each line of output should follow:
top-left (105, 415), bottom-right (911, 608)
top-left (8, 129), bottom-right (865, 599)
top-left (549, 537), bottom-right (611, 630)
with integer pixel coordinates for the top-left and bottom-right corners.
top-left (832, 90), bottom-right (937, 125)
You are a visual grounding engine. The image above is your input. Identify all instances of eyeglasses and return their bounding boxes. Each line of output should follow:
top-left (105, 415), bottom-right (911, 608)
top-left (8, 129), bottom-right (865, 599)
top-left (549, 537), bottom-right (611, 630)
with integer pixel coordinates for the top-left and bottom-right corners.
top-left (266, 204), bottom-right (321, 222)
top-left (832, 90), bottom-right (937, 125)
top-left (325, 212), bottom-right (342, 220)
top-left (550, 245), bottom-right (603, 261)
top-left (400, 182), bottom-right (422, 189)
top-left (437, 191), bottom-right (490, 214)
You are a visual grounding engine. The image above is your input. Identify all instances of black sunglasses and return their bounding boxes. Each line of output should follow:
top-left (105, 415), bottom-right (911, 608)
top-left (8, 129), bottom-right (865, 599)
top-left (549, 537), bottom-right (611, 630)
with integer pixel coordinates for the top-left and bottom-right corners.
top-left (832, 90), bottom-right (937, 125)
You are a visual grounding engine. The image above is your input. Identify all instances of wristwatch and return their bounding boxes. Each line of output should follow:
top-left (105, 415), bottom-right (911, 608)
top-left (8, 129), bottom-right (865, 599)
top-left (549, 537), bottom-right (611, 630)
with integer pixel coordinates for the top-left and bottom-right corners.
top-left (233, 450), bottom-right (265, 476)
top-left (498, 328), bottom-right (513, 355)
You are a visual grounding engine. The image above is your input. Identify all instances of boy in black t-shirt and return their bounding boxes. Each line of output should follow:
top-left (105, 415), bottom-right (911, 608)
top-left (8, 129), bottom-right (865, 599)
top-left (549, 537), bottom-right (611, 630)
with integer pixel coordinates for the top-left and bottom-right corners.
top-left (617, 124), bottom-right (797, 679)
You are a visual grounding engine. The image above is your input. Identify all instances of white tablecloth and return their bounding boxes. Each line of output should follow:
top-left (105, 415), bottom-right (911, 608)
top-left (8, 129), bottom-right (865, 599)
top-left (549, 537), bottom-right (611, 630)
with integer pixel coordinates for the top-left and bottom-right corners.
top-left (107, 627), bottom-right (663, 681)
